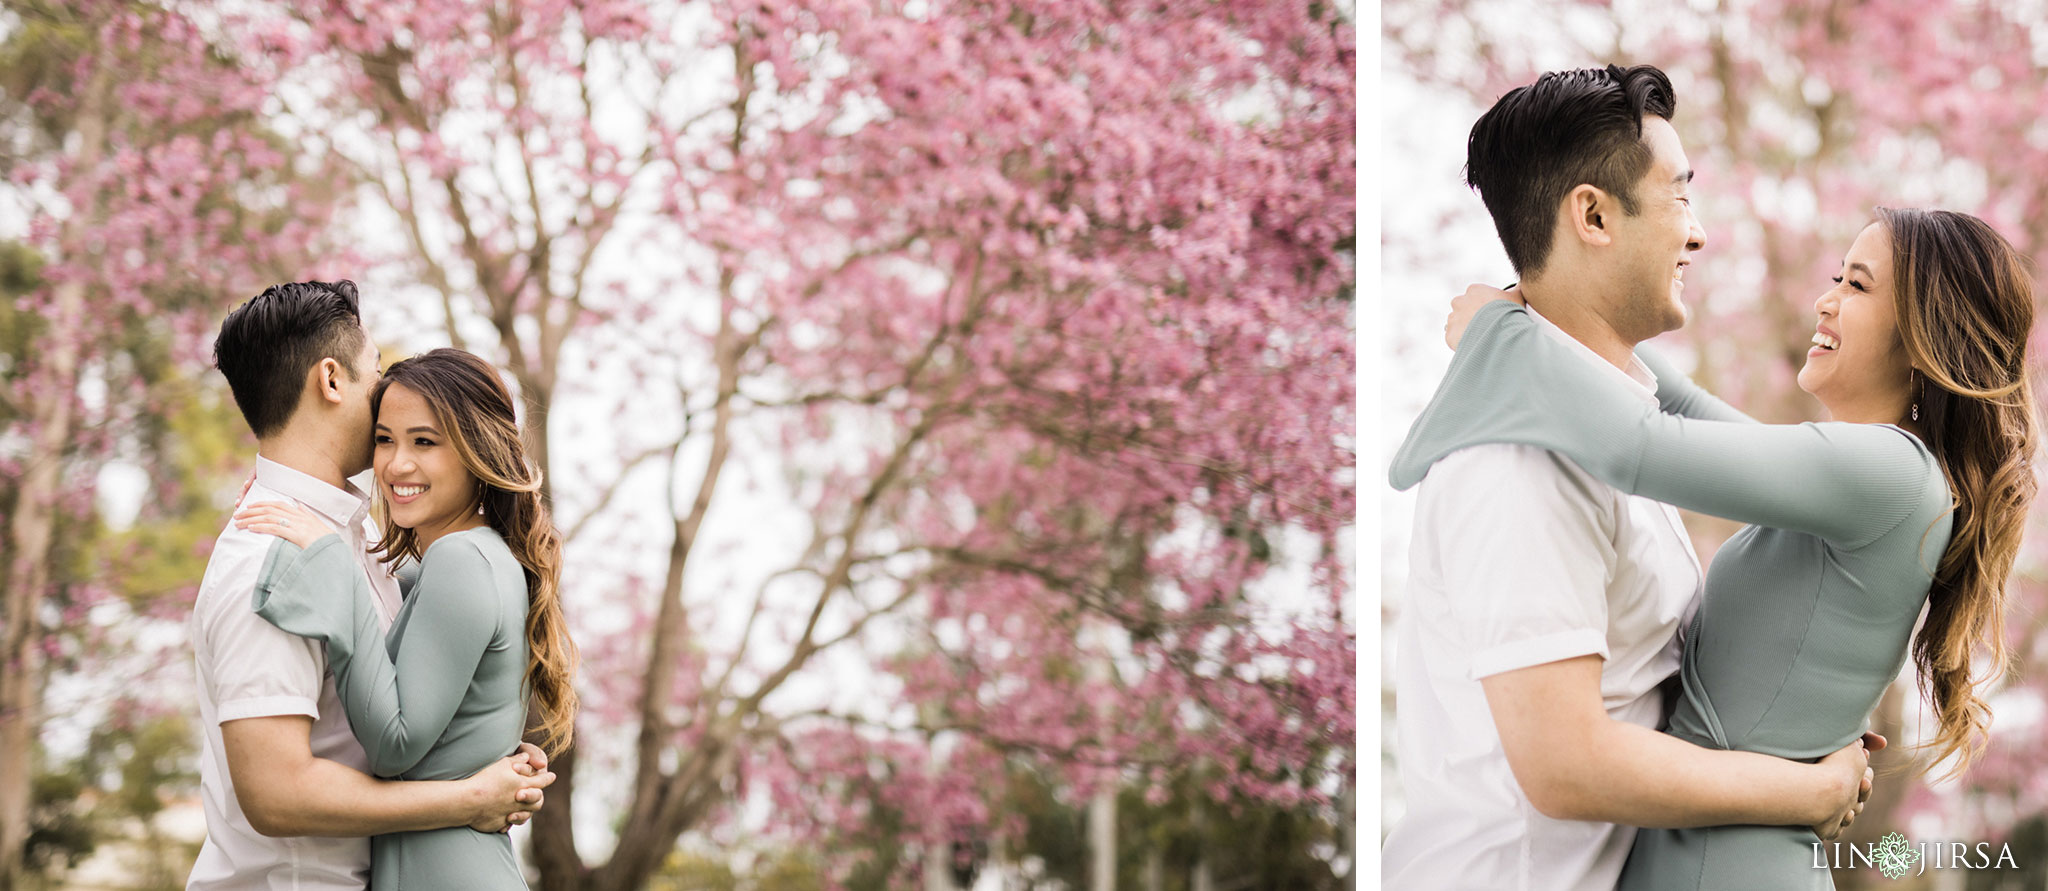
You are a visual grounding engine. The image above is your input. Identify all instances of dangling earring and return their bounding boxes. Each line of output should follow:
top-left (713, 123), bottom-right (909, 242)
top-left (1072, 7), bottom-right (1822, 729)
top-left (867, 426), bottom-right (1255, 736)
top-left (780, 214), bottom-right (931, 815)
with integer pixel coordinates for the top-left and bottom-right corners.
top-left (1910, 370), bottom-right (1921, 422)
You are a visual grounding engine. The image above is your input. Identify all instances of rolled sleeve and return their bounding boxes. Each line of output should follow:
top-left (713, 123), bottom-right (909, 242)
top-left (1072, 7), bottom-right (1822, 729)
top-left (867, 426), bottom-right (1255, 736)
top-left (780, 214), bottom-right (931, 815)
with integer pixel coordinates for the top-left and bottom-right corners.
top-left (1418, 445), bottom-right (1619, 680)
top-left (196, 538), bottom-right (327, 724)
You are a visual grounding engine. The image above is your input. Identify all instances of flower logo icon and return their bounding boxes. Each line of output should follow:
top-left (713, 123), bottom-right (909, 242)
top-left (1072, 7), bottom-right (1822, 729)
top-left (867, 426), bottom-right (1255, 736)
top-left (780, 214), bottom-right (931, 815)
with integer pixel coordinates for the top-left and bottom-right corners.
top-left (1873, 832), bottom-right (1922, 880)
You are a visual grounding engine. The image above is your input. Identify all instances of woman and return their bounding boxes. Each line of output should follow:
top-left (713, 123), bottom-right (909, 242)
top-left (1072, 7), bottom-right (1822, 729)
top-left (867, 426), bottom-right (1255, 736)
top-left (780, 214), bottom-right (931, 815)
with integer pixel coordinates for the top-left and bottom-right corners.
top-left (1391, 208), bottom-right (2038, 889)
top-left (233, 348), bottom-right (578, 890)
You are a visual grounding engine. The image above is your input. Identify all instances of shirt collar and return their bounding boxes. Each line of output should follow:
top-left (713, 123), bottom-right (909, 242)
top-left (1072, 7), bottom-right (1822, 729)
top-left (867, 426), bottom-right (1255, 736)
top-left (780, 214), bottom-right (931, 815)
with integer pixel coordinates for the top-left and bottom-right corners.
top-left (1523, 304), bottom-right (1661, 408)
top-left (254, 455), bottom-right (371, 532)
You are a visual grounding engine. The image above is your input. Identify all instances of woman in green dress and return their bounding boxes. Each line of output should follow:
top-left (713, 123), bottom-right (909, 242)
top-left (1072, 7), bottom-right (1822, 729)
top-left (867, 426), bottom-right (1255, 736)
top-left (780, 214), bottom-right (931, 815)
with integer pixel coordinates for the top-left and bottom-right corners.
top-left (233, 348), bottom-right (578, 890)
top-left (1391, 207), bottom-right (2039, 889)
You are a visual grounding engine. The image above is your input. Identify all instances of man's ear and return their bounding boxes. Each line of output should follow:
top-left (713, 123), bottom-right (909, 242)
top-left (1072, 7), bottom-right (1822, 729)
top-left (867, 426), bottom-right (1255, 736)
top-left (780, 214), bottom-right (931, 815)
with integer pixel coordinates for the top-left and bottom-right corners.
top-left (1564, 184), bottom-right (1615, 248)
top-left (315, 357), bottom-right (346, 405)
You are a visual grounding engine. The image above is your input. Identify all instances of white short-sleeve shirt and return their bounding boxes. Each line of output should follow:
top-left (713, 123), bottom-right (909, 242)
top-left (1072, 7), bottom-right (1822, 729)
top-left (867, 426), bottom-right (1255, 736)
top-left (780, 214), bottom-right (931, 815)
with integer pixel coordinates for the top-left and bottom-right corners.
top-left (187, 457), bottom-right (403, 891)
top-left (1382, 309), bottom-right (1704, 891)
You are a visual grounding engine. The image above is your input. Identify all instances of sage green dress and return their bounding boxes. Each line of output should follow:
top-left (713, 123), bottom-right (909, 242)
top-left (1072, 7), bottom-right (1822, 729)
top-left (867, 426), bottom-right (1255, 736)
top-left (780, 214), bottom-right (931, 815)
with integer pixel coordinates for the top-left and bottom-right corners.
top-left (253, 526), bottom-right (532, 890)
top-left (1390, 301), bottom-right (1953, 890)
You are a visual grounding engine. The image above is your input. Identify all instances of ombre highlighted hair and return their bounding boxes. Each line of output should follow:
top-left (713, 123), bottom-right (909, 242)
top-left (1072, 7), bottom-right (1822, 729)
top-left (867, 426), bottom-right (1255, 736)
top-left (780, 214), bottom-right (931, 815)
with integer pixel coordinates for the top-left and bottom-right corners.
top-left (370, 348), bottom-right (579, 757)
top-left (1879, 207), bottom-right (2040, 779)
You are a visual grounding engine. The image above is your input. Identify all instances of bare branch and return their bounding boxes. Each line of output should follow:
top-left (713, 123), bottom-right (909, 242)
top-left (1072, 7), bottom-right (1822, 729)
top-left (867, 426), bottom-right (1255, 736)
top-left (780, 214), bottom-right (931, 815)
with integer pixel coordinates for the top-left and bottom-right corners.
top-left (374, 130), bottom-right (470, 351)
top-left (726, 409), bottom-right (943, 717)
top-left (768, 707), bottom-right (1179, 772)
top-left (809, 580), bottom-right (921, 653)
top-left (560, 438), bottom-right (685, 543)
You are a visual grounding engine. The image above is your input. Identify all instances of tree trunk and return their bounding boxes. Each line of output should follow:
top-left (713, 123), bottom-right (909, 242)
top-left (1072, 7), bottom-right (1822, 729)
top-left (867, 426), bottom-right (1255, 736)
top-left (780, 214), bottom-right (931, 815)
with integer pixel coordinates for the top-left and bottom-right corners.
top-left (1088, 789), bottom-right (1116, 891)
top-left (1087, 632), bottom-right (1117, 891)
top-left (526, 740), bottom-right (589, 891)
top-left (0, 53), bottom-right (107, 884)
top-left (0, 277), bottom-right (84, 890)
top-left (1191, 798), bottom-right (1214, 891)
top-left (925, 834), bottom-right (951, 891)
top-left (1336, 774), bottom-right (1354, 885)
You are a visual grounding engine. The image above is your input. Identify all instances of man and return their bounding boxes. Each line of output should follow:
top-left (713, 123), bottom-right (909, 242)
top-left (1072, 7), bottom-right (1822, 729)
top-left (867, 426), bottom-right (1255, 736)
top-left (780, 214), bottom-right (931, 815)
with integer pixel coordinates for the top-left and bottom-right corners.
top-left (1381, 66), bottom-right (1874, 890)
top-left (190, 280), bottom-right (552, 889)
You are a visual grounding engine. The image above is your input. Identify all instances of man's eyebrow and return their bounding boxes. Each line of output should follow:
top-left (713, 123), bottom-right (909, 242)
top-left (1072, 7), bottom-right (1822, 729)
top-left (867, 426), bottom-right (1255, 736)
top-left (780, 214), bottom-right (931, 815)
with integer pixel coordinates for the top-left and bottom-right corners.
top-left (1675, 170), bottom-right (1695, 185)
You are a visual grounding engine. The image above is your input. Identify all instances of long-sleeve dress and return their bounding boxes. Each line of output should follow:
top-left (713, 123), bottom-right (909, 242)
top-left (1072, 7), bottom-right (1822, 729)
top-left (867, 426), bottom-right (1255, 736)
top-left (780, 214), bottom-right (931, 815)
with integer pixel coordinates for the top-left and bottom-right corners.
top-left (1390, 300), bottom-right (1954, 890)
top-left (252, 526), bottom-right (532, 890)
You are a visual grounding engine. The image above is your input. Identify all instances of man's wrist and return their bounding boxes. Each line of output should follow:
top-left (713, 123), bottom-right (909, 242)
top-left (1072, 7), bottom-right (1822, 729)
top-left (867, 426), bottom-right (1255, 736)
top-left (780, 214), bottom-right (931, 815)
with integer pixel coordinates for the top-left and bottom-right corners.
top-left (444, 774), bottom-right (490, 826)
top-left (1800, 762), bottom-right (1844, 825)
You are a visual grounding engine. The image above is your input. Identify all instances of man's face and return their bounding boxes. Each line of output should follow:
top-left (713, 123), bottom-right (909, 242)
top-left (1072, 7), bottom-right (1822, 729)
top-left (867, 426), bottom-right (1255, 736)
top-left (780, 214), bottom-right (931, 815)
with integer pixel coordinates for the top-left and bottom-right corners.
top-left (1604, 116), bottom-right (1705, 340)
top-left (339, 336), bottom-right (382, 476)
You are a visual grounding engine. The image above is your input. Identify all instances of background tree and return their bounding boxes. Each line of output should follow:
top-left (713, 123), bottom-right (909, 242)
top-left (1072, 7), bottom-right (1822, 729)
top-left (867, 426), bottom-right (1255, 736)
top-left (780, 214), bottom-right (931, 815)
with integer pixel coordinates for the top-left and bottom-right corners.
top-left (0, 1), bottom-right (347, 884)
top-left (249, 0), bottom-right (1355, 887)
top-left (1, 0), bottom-right (1350, 885)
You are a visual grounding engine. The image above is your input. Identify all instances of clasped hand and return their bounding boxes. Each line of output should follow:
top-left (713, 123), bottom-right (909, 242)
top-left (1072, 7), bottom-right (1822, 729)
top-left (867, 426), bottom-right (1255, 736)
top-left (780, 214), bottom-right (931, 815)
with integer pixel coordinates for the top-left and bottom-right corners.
top-left (472, 742), bottom-right (555, 833)
top-left (1444, 283), bottom-right (1525, 350)
top-left (1811, 732), bottom-right (1883, 841)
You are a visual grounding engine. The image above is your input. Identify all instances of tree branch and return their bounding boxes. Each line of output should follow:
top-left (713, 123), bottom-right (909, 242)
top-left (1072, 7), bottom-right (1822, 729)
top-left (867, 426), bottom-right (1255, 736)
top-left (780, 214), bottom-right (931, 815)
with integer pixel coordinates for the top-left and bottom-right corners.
top-left (560, 437), bottom-right (685, 543)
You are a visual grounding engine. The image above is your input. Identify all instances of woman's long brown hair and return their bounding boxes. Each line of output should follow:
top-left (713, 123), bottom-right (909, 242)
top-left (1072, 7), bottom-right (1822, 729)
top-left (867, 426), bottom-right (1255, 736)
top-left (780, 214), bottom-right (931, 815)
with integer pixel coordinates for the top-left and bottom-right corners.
top-left (1880, 207), bottom-right (2039, 778)
top-left (370, 348), bottom-right (579, 757)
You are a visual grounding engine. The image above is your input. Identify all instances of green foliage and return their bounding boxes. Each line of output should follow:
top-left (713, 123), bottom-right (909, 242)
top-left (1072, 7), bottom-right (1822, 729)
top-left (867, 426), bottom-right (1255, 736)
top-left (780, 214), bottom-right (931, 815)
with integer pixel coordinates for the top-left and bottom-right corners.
top-left (650, 849), bottom-right (739, 891)
top-left (88, 713), bottom-right (197, 824)
top-left (752, 850), bottom-right (826, 891)
top-left (1001, 761), bottom-right (1348, 891)
top-left (0, 236), bottom-right (44, 456)
top-left (21, 712), bottom-right (200, 886)
top-left (95, 384), bottom-right (250, 609)
top-left (649, 846), bottom-right (826, 891)
top-left (0, 1), bottom-right (92, 143)
top-left (22, 764), bottom-right (95, 874)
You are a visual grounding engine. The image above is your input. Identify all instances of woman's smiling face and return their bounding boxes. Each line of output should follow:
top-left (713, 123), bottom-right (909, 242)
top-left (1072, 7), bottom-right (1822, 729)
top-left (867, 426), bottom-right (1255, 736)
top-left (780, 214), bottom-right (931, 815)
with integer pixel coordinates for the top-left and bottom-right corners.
top-left (373, 382), bottom-right (480, 534)
top-left (1797, 222), bottom-right (1915, 423)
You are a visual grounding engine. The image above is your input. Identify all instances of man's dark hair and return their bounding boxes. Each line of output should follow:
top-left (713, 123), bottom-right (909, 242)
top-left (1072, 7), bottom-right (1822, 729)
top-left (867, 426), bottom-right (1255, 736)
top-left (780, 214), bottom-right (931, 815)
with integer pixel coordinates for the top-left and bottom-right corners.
top-left (212, 280), bottom-right (367, 439)
top-left (1465, 64), bottom-right (1677, 276)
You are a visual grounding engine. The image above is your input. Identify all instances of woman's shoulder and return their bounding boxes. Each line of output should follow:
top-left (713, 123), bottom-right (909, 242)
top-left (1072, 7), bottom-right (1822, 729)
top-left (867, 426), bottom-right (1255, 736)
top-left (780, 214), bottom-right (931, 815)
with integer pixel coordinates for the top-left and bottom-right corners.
top-left (1850, 423), bottom-right (1954, 531)
top-left (420, 525), bottom-right (520, 574)
top-left (1811, 421), bottom-right (1942, 472)
top-left (1869, 424), bottom-right (1948, 486)
top-left (416, 527), bottom-right (526, 626)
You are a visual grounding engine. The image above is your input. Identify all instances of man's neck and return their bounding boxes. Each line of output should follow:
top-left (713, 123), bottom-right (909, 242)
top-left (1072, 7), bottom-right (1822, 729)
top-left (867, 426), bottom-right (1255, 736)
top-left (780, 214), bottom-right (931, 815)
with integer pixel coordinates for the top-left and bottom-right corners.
top-left (256, 432), bottom-right (352, 491)
top-left (1516, 278), bottom-right (1638, 371)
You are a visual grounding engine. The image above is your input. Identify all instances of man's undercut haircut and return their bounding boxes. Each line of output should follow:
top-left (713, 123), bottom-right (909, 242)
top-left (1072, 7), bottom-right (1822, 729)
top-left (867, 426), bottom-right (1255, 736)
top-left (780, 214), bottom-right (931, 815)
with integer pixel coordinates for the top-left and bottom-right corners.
top-left (212, 280), bottom-right (367, 439)
top-left (1465, 64), bottom-right (1677, 276)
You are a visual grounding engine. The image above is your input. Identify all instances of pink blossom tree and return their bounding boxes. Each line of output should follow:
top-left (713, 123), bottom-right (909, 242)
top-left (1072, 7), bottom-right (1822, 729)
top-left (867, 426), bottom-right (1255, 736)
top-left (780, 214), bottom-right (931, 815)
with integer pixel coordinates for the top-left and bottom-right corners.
top-left (257, 0), bottom-right (1355, 887)
top-left (0, 1), bottom-right (347, 884)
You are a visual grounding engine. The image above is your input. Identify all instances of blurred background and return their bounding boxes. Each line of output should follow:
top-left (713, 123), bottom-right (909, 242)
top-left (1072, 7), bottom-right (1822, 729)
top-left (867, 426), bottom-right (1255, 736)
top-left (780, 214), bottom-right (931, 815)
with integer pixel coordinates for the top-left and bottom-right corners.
top-left (0, 0), bottom-right (1356, 888)
top-left (1383, 0), bottom-right (2048, 888)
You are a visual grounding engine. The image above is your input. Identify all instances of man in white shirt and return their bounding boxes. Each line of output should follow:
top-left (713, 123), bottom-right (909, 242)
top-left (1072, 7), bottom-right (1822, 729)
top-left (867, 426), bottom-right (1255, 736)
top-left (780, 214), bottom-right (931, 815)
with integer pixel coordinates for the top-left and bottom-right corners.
top-left (1382, 65), bottom-right (1876, 890)
top-left (190, 280), bottom-right (553, 890)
